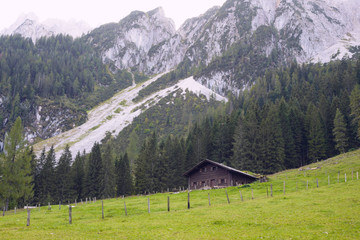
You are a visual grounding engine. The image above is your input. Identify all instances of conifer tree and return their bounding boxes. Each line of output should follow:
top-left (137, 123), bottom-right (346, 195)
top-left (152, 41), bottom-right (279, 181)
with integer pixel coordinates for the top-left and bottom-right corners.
top-left (306, 103), bottom-right (327, 163)
top-left (86, 142), bottom-right (103, 198)
top-left (350, 85), bottom-right (360, 139)
top-left (135, 132), bottom-right (157, 193)
top-left (288, 102), bottom-right (306, 166)
top-left (258, 103), bottom-right (285, 174)
top-left (115, 153), bottom-right (133, 196)
top-left (0, 117), bottom-right (33, 209)
top-left (33, 147), bottom-right (46, 204)
top-left (102, 144), bottom-right (115, 198)
top-left (71, 151), bottom-right (85, 200)
top-left (39, 146), bottom-right (56, 204)
top-left (55, 145), bottom-right (73, 202)
top-left (232, 104), bottom-right (260, 172)
top-left (333, 108), bottom-right (348, 153)
top-left (279, 99), bottom-right (297, 168)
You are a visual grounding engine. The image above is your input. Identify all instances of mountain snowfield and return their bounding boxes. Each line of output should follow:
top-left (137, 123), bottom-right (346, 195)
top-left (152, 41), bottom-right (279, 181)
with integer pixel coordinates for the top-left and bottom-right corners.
top-left (33, 74), bottom-right (226, 158)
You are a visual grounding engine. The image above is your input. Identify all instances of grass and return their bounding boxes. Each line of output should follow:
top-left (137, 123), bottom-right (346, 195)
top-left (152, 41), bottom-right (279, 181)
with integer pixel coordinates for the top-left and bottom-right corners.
top-left (1, 150), bottom-right (360, 239)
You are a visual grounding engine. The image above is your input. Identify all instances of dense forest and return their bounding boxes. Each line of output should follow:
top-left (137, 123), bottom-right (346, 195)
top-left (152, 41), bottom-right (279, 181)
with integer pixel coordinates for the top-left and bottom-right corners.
top-left (2, 55), bottom-right (360, 210)
top-left (0, 35), bottom-right (133, 137)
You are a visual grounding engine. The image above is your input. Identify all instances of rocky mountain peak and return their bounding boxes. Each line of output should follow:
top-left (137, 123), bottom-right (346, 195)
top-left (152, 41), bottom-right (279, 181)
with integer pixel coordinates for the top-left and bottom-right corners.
top-left (1, 13), bottom-right (91, 42)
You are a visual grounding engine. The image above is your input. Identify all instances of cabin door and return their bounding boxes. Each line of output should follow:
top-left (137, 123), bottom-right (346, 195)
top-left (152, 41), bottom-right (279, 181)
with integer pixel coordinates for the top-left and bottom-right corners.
top-left (210, 179), bottom-right (216, 187)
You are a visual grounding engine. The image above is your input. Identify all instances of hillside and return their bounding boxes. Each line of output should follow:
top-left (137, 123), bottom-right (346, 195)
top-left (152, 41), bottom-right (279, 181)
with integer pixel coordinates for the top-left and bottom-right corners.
top-left (33, 74), bottom-right (226, 158)
top-left (0, 149), bottom-right (359, 239)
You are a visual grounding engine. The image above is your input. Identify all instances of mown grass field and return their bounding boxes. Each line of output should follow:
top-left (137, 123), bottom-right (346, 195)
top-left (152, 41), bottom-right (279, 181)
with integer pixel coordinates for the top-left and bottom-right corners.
top-left (1, 150), bottom-right (360, 239)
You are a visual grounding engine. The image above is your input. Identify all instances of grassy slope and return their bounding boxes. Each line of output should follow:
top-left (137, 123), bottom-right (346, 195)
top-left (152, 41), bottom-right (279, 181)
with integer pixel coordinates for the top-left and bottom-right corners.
top-left (1, 150), bottom-right (360, 239)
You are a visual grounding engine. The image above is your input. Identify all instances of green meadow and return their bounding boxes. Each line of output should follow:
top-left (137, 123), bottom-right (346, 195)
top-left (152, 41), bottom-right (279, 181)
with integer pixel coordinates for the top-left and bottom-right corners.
top-left (1, 150), bottom-right (360, 239)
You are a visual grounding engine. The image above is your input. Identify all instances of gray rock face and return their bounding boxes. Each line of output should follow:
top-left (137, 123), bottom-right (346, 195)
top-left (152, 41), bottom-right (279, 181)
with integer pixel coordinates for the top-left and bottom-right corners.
top-left (91, 0), bottom-right (360, 78)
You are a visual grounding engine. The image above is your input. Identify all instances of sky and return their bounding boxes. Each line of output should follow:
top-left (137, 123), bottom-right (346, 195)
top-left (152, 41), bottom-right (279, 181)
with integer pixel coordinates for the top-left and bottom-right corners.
top-left (0, 0), bottom-right (227, 30)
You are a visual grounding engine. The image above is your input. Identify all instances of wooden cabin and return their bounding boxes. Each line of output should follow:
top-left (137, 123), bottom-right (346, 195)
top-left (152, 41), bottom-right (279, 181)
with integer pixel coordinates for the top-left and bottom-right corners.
top-left (184, 159), bottom-right (257, 190)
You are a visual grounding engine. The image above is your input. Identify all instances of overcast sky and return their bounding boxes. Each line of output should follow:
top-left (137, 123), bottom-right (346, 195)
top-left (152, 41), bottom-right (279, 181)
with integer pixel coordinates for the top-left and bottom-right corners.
top-left (0, 0), bottom-right (226, 30)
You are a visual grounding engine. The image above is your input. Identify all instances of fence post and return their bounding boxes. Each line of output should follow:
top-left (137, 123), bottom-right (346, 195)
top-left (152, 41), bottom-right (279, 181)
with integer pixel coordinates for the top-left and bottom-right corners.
top-left (59, 201), bottom-right (61, 210)
top-left (306, 180), bottom-right (309, 190)
top-left (345, 173), bottom-right (347, 183)
top-left (357, 172), bottom-right (359, 180)
top-left (148, 198), bottom-right (150, 213)
top-left (283, 181), bottom-right (286, 195)
top-left (316, 178), bottom-right (319, 188)
top-left (328, 175), bottom-right (330, 185)
top-left (225, 190), bottom-right (230, 204)
top-left (14, 207), bottom-right (16, 215)
top-left (296, 181), bottom-right (298, 192)
top-left (69, 205), bottom-right (72, 224)
top-left (338, 171), bottom-right (340, 183)
top-left (167, 196), bottom-right (170, 212)
top-left (48, 202), bottom-right (51, 210)
top-left (81, 199), bottom-right (83, 204)
top-left (102, 201), bottom-right (104, 219)
top-left (267, 186), bottom-right (269, 197)
top-left (208, 193), bottom-right (211, 206)
top-left (86, 198), bottom-right (88, 204)
top-left (124, 200), bottom-right (127, 216)
top-left (75, 199), bottom-right (77, 206)
top-left (38, 204), bottom-right (41, 211)
top-left (188, 192), bottom-right (190, 209)
top-left (352, 169), bottom-right (354, 180)
top-left (239, 190), bottom-right (243, 201)
top-left (270, 184), bottom-right (273, 197)
top-left (251, 188), bottom-right (254, 200)
top-left (27, 208), bottom-right (30, 226)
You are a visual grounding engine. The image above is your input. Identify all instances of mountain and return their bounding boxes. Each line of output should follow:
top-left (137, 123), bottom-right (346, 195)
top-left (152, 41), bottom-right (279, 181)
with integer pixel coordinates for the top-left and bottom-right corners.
top-left (2, 0), bottom-right (360, 156)
top-left (1, 13), bottom-right (91, 42)
top-left (83, 7), bottom-right (176, 73)
top-left (85, 0), bottom-right (360, 94)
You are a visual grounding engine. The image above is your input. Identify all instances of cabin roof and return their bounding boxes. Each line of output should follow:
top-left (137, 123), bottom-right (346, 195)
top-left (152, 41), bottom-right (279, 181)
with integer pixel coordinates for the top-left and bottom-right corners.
top-left (183, 159), bottom-right (258, 179)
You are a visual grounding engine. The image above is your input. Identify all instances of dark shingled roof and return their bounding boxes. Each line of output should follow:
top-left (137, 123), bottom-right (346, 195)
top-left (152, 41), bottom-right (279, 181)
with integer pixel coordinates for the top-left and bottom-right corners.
top-left (183, 159), bottom-right (258, 179)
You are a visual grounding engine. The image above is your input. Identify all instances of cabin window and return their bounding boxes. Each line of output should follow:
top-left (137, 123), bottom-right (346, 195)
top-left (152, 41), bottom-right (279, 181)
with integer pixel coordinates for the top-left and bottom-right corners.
top-left (193, 182), bottom-right (197, 186)
top-left (212, 166), bottom-right (217, 171)
top-left (204, 167), bottom-right (207, 172)
top-left (199, 168), bottom-right (202, 173)
top-left (202, 181), bottom-right (205, 186)
top-left (221, 179), bottom-right (225, 184)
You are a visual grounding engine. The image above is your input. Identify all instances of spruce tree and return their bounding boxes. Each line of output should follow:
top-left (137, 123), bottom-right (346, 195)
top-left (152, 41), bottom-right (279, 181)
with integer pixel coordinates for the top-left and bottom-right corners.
top-left (258, 103), bottom-right (285, 174)
top-left (232, 104), bottom-right (260, 172)
top-left (333, 108), bottom-right (348, 153)
top-left (86, 142), bottom-right (103, 198)
top-left (33, 147), bottom-right (46, 204)
top-left (0, 117), bottom-right (33, 209)
top-left (279, 99), bottom-right (297, 168)
top-left (71, 151), bottom-right (85, 200)
top-left (305, 103), bottom-right (327, 163)
top-left (135, 132), bottom-right (157, 193)
top-left (55, 145), bottom-right (73, 202)
top-left (350, 85), bottom-right (360, 139)
top-left (102, 144), bottom-right (115, 198)
top-left (115, 153), bottom-right (133, 196)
